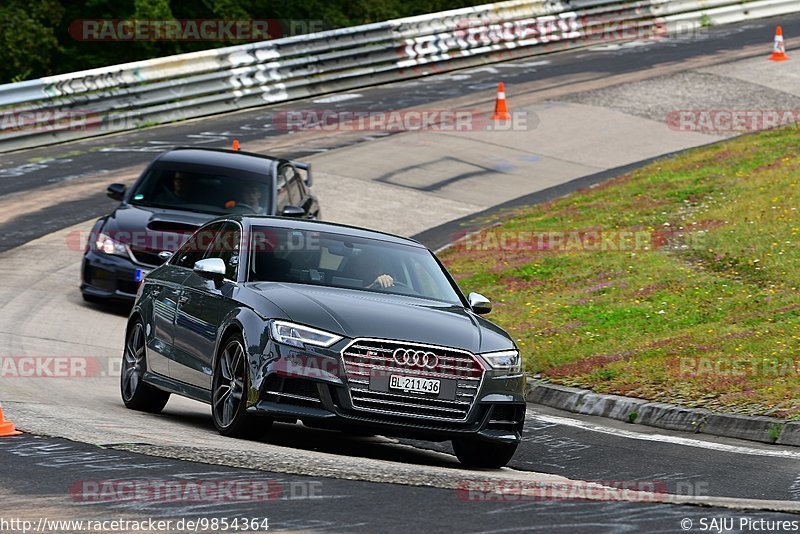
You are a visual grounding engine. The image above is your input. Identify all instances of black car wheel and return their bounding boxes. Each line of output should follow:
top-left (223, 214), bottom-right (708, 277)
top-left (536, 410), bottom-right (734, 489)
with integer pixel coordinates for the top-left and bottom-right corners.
top-left (212, 334), bottom-right (271, 438)
top-left (121, 320), bottom-right (170, 413)
top-left (452, 439), bottom-right (518, 469)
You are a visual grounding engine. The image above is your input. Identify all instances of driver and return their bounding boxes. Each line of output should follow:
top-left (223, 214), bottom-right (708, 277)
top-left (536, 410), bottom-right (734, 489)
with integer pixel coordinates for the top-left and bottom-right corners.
top-left (358, 254), bottom-right (395, 289)
top-left (240, 182), bottom-right (263, 211)
top-left (226, 182), bottom-right (263, 212)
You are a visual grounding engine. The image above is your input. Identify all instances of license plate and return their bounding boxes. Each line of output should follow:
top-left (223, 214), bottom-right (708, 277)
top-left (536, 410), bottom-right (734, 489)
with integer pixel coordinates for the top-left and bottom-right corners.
top-left (389, 375), bottom-right (440, 395)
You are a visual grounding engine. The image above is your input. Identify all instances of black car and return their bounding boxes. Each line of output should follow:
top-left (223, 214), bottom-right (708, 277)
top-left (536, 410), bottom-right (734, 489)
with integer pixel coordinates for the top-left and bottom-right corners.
top-left (122, 216), bottom-right (526, 467)
top-left (81, 147), bottom-right (319, 303)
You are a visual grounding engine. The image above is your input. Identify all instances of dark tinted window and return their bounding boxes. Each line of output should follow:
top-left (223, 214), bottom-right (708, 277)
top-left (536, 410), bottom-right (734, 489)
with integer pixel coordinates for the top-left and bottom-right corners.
top-left (173, 223), bottom-right (223, 269)
top-left (287, 173), bottom-right (303, 206)
top-left (248, 226), bottom-right (462, 304)
top-left (129, 166), bottom-right (271, 215)
top-left (275, 165), bottom-right (291, 211)
top-left (204, 222), bottom-right (241, 280)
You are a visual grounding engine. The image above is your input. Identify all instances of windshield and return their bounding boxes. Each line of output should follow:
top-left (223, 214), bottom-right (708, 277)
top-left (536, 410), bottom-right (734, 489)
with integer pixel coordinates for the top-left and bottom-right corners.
top-left (128, 165), bottom-right (272, 215)
top-left (248, 226), bottom-right (464, 305)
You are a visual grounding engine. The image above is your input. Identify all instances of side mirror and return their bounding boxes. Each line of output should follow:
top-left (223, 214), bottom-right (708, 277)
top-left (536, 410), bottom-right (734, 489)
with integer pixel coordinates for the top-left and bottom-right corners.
top-left (107, 183), bottom-right (126, 201)
top-left (281, 205), bottom-right (306, 218)
top-left (193, 258), bottom-right (226, 284)
top-left (468, 292), bottom-right (492, 314)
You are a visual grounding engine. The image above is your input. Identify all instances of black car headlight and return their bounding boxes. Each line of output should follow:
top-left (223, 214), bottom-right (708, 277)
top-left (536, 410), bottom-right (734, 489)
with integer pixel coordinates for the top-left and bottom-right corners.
top-left (479, 349), bottom-right (521, 374)
top-left (269, 320), bottom-right (343, 349)
top-left (94, 232), bottom-right (129, 257)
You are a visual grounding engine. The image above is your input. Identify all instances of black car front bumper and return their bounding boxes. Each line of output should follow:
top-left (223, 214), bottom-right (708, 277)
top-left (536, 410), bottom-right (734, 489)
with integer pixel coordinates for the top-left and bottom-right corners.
top-left (247, 341), bottom-right (526, 444)
top-left (81, 250), bottom-right (155, 302)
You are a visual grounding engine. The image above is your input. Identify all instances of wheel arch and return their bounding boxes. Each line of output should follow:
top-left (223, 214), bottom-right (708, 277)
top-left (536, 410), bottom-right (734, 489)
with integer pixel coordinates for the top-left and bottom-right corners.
top-left (214, 307), bottom-right (271, 407)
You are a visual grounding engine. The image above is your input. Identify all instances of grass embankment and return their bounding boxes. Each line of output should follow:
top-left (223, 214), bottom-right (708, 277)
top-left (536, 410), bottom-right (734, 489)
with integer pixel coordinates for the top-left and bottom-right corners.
top-left (442, 127), bottom-right (800, 417)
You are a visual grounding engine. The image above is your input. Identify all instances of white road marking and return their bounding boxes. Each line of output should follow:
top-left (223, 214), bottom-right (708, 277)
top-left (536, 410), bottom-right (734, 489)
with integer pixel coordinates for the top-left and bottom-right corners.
top-left (312, 93), bottom-right (363, 103)
top-left (531, 413), bottom-right (800, 460)
top-left (496, 60), bottom-right (551, 68)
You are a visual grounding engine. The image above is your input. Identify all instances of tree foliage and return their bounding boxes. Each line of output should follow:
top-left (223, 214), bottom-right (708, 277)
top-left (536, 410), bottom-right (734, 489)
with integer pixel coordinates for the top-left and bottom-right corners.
top-left (0, 0), bottom-right (484, 84)
top-left (0, 0), bottom-right (64, 83)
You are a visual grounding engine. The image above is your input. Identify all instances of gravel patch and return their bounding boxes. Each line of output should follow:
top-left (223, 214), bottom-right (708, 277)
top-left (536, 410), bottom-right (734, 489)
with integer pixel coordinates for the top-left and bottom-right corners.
top-left (560, 71), bottom-right (800, 136)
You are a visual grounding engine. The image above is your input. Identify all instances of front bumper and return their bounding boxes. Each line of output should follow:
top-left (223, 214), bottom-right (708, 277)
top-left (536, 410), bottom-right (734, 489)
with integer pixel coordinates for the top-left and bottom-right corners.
top-left (81, 250), bottom-right (153, 302)
top-left (246, 340), bottom-right (526, 444)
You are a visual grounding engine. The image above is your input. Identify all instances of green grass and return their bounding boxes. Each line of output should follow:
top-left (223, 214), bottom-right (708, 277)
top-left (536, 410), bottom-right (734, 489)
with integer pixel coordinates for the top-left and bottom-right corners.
top-left (442, 127), bottom-right (800, 418)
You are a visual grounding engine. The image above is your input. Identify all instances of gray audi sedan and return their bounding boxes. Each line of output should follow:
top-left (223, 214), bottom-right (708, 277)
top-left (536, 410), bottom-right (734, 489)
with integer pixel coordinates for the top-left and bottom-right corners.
top-left (122, 216), bottom-right (526, 467)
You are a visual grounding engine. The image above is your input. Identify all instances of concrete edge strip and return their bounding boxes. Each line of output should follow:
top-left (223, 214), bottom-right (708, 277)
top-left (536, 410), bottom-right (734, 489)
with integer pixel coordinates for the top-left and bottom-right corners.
top-left (525, 380), bottom-right (800, 447)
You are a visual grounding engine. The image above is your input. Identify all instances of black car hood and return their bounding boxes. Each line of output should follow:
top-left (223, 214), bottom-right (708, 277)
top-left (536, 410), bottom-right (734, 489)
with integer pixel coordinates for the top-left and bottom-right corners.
top-left (249, 283), bottom-right (514, 354)
top-left (103, 204), bottom-right (215, 250)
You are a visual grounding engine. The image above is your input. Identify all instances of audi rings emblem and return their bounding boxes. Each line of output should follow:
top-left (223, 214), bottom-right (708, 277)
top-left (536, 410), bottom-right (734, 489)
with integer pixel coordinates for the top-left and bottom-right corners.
top-left (393, 348), bottom-right (439, 369)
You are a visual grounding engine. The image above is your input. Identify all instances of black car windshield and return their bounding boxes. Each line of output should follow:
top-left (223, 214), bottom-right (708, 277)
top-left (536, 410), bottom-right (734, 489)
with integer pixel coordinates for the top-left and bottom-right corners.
top-left (248, 226), bottom-right (463, 305)
top-left (128, 165), bottom-right (272, 215)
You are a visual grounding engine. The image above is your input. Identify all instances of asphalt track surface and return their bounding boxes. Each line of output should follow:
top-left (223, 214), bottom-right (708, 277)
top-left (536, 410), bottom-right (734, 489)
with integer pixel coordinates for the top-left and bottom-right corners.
top-left (3, 14), bottom-right (800, 533)
top-left (6, 433), bottom-right (800, 534)
top-left (2, 434), bottom-right (800, 534)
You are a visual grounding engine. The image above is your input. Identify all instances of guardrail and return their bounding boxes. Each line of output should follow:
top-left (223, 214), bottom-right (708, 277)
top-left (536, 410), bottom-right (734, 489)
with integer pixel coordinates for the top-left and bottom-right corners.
top-left (0, 0), bottom-right (797, 153)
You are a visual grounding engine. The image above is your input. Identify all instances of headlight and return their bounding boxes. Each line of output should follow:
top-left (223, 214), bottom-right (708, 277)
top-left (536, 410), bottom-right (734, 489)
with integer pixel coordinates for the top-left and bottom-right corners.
top-left (269, 320), bottom-right (343, 348)
top-left (480, 349), bottom-right (521, 373)
top-left (94, 232), bottom-right (129, 257)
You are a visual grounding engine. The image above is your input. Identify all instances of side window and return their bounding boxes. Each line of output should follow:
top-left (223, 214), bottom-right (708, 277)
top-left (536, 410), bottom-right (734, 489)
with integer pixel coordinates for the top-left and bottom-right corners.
top-left (276, 165), bottom-right (291, 212)
top-left (204, 222), bottom-right (241, 280)
top-left (287, 173), bottom-right (302, 206)
top-left (172, 223), bottom-right (222, 269)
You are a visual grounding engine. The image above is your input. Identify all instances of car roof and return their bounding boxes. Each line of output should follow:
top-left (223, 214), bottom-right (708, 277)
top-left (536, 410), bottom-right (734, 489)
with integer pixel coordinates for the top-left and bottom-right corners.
top-left (231, 216), bottom-right (425, 248)
top-left (155, 147), bottom-right (282, 175)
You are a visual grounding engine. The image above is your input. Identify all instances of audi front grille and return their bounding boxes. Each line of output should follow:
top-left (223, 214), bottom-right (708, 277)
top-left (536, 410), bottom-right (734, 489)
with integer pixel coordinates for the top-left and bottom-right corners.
top-left (340, 338), bottom-right (485, 422)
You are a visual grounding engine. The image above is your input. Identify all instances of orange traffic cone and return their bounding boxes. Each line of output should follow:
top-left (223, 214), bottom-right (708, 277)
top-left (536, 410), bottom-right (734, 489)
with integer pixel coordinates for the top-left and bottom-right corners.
top-left (232, 139), bottom-right (240, 150)
top-left (492, 82), bottom-right (511, 121)
top-left (769, 26), bottom-right (790, 61)
top-left (0, 406), bottom-right (21, 437)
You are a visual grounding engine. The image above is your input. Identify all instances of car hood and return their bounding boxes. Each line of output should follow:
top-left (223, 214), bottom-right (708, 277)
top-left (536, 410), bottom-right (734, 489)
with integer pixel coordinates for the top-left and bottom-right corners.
top-left (103, 204), bottom-right (216, 251)
top-left (249, 283), bottom-right (514, 354)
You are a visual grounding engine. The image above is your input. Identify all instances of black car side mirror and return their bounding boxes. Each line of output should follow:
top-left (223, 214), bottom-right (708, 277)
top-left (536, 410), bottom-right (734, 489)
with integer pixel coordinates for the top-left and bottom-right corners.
top-left (281, 205), bottom-right (306, 218)
top-left (468, 292), bottom-right (493, 314)
top-left (107, 183), bottom-right (126, 201)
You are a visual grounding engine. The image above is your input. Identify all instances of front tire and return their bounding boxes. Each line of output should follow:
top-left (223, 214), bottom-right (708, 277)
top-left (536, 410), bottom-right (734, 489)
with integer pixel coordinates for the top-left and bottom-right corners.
top-left (121, 320), bottom-right (170, 413)
top-left (212, 334), bottom-right (271, 438)
top-left (452, 439), bottom-right (518, 468)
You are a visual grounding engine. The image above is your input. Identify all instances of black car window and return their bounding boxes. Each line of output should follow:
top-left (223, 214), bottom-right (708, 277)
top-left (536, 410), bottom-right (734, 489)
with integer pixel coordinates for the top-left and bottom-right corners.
top-left (287, 171), bottom-right (303, 206)
top-left (172, 223), bottom-right (223, 269)
top-left (128, 166), bottom-right (271, 215)
top-left (248, 226), bottom-right (463, 304)
top-left (204, 221), bottom-right (241, 280)
top-left (275, 165), bottom-right (291, 212)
